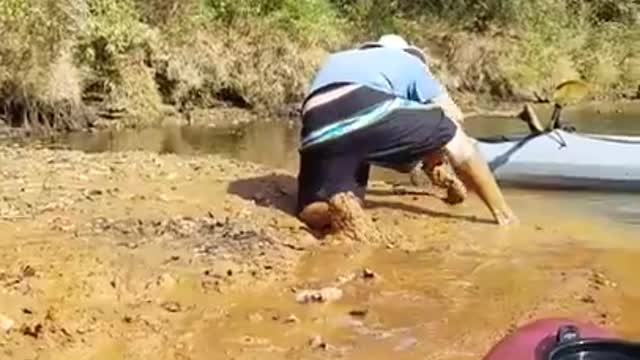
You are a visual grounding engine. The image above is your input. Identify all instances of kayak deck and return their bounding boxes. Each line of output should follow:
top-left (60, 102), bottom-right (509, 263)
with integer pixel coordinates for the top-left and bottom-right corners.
top-left (475, 129), bottom-right (640, 192)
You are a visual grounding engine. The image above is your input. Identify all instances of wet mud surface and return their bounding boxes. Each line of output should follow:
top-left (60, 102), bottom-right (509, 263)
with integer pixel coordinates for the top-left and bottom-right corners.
top-left (1, 119), bottom-right (640, 359)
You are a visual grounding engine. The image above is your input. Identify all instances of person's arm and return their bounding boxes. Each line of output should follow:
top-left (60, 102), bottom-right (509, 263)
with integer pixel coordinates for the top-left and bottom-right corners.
top-left (442, 125), bottom-right (518, 225)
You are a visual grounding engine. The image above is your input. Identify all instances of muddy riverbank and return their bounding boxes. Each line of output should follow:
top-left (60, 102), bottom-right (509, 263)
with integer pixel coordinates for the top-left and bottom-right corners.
top-left (1, 121), bottom-right (640, 359)
top-left (0, 145), bottom-right (315, 359)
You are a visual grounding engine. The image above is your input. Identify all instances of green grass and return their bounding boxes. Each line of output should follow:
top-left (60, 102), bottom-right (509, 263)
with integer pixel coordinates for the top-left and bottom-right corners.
top-left (0, 0), bottom-right (638, 131)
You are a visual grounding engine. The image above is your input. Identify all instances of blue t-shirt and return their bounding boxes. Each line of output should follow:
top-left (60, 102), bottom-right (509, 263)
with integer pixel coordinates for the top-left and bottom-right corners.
top-left (306, 47), bottom-right (445, 104)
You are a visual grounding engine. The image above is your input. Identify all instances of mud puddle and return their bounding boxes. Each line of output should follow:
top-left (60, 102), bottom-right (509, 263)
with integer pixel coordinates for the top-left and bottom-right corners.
top-left (191, 185), bottom-right (640, 359)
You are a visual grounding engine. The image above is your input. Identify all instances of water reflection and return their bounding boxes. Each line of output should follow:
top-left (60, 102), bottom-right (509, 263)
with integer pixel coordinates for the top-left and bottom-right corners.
top-left (464, 101), bottom-right (640, 137)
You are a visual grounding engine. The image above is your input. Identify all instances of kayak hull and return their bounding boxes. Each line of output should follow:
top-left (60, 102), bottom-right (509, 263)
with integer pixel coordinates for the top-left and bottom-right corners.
top-left (475, 130), bottom-right (640, 192)
top-left (482, 317), bottom-right (617, 360)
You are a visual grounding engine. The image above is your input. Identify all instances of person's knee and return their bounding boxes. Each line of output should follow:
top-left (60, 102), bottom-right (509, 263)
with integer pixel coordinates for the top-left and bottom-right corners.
top-left (298, 201), bottom-right (331, 230)
top-left (298, 191), bottom-right (367, 232)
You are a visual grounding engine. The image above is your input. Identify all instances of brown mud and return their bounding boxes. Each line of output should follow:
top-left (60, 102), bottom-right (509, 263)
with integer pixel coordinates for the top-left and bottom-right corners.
top-left (1, 105), bottom-right (640, 359)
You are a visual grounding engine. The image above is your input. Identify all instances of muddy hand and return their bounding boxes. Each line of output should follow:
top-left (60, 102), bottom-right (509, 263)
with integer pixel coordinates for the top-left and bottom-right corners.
top-left (492, 207), bottom-right (519, 226)
top-left (426, 161), bottom-right (468, 205)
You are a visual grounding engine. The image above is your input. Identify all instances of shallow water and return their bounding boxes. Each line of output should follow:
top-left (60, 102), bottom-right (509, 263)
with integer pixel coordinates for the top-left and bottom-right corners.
top-left (464, 101), bottom-right (640, 137)
top-left (197, 191), bottom-right (640, 359)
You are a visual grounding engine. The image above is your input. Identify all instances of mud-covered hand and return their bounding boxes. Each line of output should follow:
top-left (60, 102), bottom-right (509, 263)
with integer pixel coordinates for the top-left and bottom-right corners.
top-left (492, 206), bottom-right (519, 226)
top-left (423, 156), bottom-right (468, 205)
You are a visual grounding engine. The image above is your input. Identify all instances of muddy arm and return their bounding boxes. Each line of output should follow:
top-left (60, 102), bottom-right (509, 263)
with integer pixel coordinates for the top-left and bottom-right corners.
top-left (442, 127), bottom-right (518, 225)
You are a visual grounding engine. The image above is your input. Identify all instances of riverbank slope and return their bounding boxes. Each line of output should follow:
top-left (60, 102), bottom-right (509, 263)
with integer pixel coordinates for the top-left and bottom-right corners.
top-left (1, 0), bottom-right (638, 132)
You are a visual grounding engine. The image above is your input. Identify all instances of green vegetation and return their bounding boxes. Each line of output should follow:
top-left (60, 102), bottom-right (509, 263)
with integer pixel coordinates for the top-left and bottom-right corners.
top-left (0, 0), bottom-right (638, 131)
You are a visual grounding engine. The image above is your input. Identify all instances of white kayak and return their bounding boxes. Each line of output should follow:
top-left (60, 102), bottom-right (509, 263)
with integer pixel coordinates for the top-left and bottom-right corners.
top-left (474, 129), bottom-right (640, 192)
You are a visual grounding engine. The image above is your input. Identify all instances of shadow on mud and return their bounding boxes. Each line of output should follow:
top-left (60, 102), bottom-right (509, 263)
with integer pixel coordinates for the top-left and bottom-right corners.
top-left (227, 174), bottom-right (299, 217)
top-left (365, 198), bottom-right (494, 224)
top-left (227, 174), bottom-right (493, 225)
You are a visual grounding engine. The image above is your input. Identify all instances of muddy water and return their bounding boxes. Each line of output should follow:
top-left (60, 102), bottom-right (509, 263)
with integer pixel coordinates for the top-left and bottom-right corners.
top-left (464, 101), bottom-right (640, 137)
top-left (196, 193), bottom-right (640, 359)
top-left (16, 103), bottom-right (640, 359)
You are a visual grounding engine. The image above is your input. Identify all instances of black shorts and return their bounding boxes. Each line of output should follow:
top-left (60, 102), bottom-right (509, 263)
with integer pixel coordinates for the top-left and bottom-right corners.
top-left (296, 85), bottom-right (457, 213)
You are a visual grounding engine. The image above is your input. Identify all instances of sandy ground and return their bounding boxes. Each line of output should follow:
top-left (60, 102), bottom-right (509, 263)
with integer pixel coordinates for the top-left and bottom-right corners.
top-left (0, 143), bottom-right (638, 360)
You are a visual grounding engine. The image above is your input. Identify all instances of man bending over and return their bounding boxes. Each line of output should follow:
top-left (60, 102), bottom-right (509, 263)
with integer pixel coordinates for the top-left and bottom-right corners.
top-left (296, 34), bottom-right (518, 233)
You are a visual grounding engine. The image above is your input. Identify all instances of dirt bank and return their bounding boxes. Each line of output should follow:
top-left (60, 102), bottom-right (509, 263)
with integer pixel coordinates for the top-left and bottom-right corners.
top-left (3, 0), bottom-right (640, 137)
top-left (0, 143), bottom-right (639, 359)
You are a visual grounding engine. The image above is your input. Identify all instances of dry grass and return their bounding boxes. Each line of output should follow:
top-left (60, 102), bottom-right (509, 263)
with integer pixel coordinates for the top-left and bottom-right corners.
top-left (45, 42), bottom-right (83, 105)
top-left (155, 20), bottom-right (331, 114)
top-left (394, 1), bottom-right (639, 104)
top-left (0, 0), bottom-right (638, 133)
top-left (115, 55), bottom-right (165, 128)
top-left (0, 0), bottom-right (88, 133)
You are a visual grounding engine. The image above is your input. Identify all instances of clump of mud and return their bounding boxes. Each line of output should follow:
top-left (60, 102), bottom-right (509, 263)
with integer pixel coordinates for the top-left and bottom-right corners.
top-left (328, 192), bottom-right (394, 244)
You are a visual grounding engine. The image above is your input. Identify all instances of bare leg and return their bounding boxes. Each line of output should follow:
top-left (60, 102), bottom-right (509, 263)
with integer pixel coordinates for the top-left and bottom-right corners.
top-left (449, 146), bottom-right (517, 225)
top-left (443, 127), bottom-right (518, 225)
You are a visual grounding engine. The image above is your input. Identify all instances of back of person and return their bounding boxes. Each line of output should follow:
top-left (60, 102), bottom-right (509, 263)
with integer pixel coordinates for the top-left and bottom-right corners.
top-left (296, 34), bottom-right (518, 231)
top-left (306, 47), bottom-right (444, 105)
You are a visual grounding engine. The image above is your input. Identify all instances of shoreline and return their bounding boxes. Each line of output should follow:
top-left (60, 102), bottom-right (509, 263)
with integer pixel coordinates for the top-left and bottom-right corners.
top-left (1, 98), bottom-right (639, 141)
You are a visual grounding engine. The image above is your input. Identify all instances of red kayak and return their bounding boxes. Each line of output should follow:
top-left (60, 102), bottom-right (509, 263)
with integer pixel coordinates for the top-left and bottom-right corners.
top-left (482, 317), bottom-right (640, 360)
